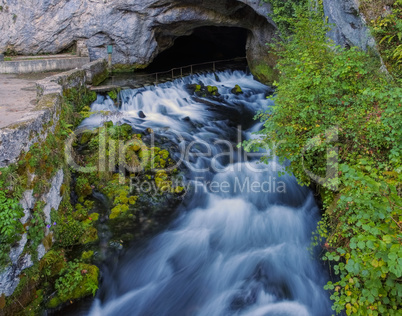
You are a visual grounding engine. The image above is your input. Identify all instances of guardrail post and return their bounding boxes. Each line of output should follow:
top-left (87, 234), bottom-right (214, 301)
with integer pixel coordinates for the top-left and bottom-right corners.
top-left (172, 69), bottom-right (174, 79)
top-left (156, 73), bottom-right (158, 84)
top-left (213, 62), bottom-right (215, 72)
top-left (190, 65), bottom-right (193, 75)
top-left (180, 67), bottom-right (183, 77)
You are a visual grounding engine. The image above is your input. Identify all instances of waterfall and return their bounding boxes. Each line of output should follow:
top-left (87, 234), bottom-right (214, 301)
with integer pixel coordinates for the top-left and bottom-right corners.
top-left (81, 70), bottom-right (331, 316)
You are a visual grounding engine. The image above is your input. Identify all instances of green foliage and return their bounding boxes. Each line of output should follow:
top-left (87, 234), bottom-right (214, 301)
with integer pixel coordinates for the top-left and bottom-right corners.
top-left (361, 0), bottom-right (402, 81)
top-left (0, 181), bottom-right (23, 242)
top-left (75, 175), bottom-right (92, 198)
top-left (244, 4), bottom-right (402, 315)
top-left (107, 89), bottom-right (119, 101)
top-left (53, 260), bottom-right (98, 304)
top-left (232, 85), bottom-right (243, 95)
top-left (206, 85), bottom-right (219, 95)
top-left (81, 250), bottom-right (94, 261)
top-left (0, 180), bottom-right (24, 268)
top-left (263, 0), bottom-right (309, 37)
top-left (52, 214), bottom-right (84, 248)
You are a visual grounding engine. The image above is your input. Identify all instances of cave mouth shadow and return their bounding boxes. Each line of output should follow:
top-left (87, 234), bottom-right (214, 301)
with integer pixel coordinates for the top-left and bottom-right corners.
top-left (148, 26), bottom-right (248, 72)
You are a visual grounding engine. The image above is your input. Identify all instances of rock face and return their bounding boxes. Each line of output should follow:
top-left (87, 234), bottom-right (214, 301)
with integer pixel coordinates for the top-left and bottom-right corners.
top-left (0, 0), bottom-right (375, 81)
top-left (323, 0), bottom-right (376, 50)
top-left (0, 0), bottom-right (275, 70)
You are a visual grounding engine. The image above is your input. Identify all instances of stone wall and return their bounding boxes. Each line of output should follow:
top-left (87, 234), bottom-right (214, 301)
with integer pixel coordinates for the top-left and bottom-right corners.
top-left (0, 57), bottom-right (90, 74)
top-left (0, 59), bottom-right (107, 303)
top-left (0, 59), bottom-right (107, 168)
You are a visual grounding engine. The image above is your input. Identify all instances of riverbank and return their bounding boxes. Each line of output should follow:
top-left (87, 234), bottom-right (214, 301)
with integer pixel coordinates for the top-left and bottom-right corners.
top-left (0, 59), bottom-right (108, 314)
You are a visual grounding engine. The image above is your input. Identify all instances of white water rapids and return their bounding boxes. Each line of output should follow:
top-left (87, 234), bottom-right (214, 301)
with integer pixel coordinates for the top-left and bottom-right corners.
top-left (80, 70), bottom-right (331, 316)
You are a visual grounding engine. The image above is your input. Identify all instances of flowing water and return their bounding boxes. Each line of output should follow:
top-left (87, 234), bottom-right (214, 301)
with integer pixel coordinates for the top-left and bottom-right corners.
top-left (80, 70), bottom-right (331, 316)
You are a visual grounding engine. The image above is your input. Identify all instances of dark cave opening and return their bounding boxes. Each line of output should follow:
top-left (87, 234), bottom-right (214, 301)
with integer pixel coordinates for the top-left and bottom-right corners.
top-left (148, 26), bottom-right (248, 71)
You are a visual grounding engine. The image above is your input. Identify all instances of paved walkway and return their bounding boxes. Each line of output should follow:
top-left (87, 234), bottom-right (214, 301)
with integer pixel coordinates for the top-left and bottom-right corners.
top-left (0, 72), bottom-right (58, 128)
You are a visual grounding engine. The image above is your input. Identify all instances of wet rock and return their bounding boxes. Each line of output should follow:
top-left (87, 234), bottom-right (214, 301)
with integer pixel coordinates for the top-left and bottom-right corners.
top-left (9, 234), bottom-right (28, 265)
top-left (43, 169), bottom-right (64, 225)
top-left (231, 84), bottom-right (243, 95)
top-left (0, 252), bottom-right (33, 297)
top-left (138, 111), bottom-right (146, 118)
top-left (323, 0), bottom-right (376, 50)
top-left (37, 244), bottom-right (46, 261)
top-left (0, 0), bottom-right (276, 71)
top-left (146, 127), bottom-right (154, 134)
top-left (20, 190), bottom-right (35, 224)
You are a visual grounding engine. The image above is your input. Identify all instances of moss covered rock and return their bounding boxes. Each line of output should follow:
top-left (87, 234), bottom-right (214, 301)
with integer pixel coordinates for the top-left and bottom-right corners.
top-left (48, 263), bottom-right (99, 308)
top-left (249, 61), bottom-right (279, 86)
top-left (231, 84), bottom-right (243, 95)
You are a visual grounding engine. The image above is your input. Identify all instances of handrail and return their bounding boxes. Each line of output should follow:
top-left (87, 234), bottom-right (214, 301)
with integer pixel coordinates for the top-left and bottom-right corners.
top-left (110, 56), bottom-right (247, 84)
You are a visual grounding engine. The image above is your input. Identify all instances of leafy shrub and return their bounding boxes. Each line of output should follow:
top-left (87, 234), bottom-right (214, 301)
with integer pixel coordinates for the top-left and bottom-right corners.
top-left (361, 0), bottom-right (402, 81)
top-left (244, 3), bottom-right (402, 315)
top-left (0, 181), bottom-right (24, 268)
top-left (0, 181), bottom-right (23, 243)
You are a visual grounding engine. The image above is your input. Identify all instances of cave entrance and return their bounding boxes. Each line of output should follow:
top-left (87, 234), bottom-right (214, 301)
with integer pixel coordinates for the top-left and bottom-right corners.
top-left (148, 26), bottom-right (248, 71)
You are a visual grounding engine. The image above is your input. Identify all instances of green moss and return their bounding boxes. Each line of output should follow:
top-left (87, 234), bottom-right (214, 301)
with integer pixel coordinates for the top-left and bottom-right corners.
top-left (110, 204), bottom-right (129, 219)
top-left (49, 263), bottom-right (99, 308)
top-left (80, 227), bottom-right (98, 244)
top-left (231, 85), bottom-right (243, 94)
top-left (39, 250), bottom-right (66, 277)
top-left (112, 63), bottom-right (148, 73)
top-left (34, 94), bottom-right (59, 111)
top-left (75, 176), bottom-right (92, 198)
top-left (81, 250), bottom-right (94, 261)
top-left (80, 130), bottom-right (96, 144)
top-left (207, 85), bottom-right (218, 93)
top-left (108, 89), bottom-right (119, 101)
top-left (92, 68), bottom-right (109, 86)
top-left (249, 62), bottom-right (279, 85)
top-left (90, 212), bottom-right (99, 221)
top-left (7, 119), bottom-right (35, 130)
top-left (23, 290), bottom-right (44, 316)
top-left (47, 296), bottom-right (62, 309)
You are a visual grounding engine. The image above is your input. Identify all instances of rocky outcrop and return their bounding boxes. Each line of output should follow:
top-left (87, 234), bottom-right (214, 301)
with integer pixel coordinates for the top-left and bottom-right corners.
top-left (0, 0), bottom-right (270, 61)
top-left (323, 0), bottom-right (376, 50)
top-left (0, 0), bottom-right (277, 80)
top-left (0, 233), bottom-right (33, 297)
top-left (0, 0), bottom-right (377, 82)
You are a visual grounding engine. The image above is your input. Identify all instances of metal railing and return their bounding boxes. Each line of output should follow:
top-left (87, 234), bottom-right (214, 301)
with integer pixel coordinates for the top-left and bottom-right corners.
top-left (110, 57), bottom-right (247, 85)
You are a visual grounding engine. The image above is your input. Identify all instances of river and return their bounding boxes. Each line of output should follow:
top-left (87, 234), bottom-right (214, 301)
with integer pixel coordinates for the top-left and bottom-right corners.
top-left (78, 70), bottom-right (331, 316)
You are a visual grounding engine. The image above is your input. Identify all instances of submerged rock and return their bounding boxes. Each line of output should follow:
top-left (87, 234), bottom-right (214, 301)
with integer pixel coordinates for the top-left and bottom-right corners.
top-left (138, 111), bottom-right (146, 118)
top-left (231, 84), bottom-right (243, 95)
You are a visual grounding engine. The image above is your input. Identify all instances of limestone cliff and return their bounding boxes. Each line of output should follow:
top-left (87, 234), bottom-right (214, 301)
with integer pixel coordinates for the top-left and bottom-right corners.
top-left (0, 0), bottom-right (275, 70)
top-left (0, 0), bottom-right (375, 83)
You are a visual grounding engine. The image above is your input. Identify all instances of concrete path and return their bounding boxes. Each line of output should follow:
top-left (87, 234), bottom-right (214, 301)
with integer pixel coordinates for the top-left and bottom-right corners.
top-left (0, 72), bottom-right (58, 128)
